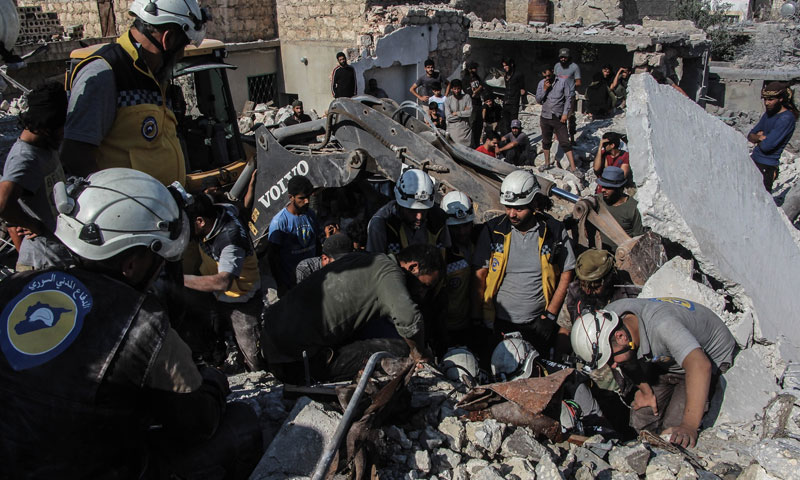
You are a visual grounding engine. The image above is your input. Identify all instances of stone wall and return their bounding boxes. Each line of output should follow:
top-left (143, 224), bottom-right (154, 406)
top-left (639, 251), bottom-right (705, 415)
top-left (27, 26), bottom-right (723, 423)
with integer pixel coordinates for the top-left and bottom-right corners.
top-left (552, 0), bottom-right (623, 24)
top-left (453, 0), bottom-right (504, 21)
top-left (622, 0), bottom-right (677, 23)
top-left (276, 0), bottom-right (367, 43)
top-left (19, 0), bottom-right (277, 42)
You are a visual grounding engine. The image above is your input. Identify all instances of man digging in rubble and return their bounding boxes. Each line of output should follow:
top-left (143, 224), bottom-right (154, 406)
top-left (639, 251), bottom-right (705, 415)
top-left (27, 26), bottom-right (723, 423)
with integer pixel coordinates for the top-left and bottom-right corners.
top-left (572, 298), bottom-right (737, 448)
top-left (260, 244), bottom-right (443, 384)
top-left (748, 81), bottom-right (798, 193)
top-left (182, 192), bottom-right (264, 372)
top-left (0, 168), bottom-right (261, 478)
top-left (473, 170), bottom-right (575, 355)
top-left (366, 168), bottom-right (451, 254)
top-left (61, 0), bottom-right (209, 186)
top-left (0, 82), bottom-right (74, 270)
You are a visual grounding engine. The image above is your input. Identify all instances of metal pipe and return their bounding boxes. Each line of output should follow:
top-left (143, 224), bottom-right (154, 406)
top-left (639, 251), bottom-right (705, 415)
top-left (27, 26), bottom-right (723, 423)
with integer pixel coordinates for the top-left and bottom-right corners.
top-left (311, 351), bottom-right (392, 480)
top-left (550, 186), bottom-right (581, 203)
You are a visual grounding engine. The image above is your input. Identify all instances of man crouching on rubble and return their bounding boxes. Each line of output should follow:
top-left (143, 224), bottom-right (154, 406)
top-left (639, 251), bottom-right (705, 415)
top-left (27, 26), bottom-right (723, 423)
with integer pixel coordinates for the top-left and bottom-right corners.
top-left (0, 168), bottom-right (261, 478)
top-left (260, 244), bottom-right (443, 384)
top-left (571, 298), bottom-right (736, 448)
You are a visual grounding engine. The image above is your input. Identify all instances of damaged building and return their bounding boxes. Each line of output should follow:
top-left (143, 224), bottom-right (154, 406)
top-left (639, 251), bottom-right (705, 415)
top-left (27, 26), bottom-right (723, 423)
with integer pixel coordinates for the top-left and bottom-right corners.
top-left (2, 0), bottom-right (800, 479)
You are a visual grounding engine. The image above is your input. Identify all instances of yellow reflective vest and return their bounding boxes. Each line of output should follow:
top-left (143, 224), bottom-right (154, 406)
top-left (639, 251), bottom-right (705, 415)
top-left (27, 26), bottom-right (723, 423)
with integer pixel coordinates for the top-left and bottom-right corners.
top-left (68, 30), bottom-right (185, 186)
top-left (482, 214), bottom-right (562, 324)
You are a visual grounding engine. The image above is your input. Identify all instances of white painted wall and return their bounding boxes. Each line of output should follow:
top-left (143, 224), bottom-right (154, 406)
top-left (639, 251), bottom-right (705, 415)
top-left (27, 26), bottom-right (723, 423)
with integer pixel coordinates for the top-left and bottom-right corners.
top-left (280, 41), bottom-right (354, 114)
top-left (227, 47), bottom-right (280, 112)
top-left (627, 73), bottom-right (800, 361)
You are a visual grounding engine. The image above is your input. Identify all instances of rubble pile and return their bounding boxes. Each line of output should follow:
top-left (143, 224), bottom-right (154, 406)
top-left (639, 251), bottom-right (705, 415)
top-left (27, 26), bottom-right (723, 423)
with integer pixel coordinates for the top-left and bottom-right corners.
top-left (236, 103), bottom-right (320, 134)
top-left (732, 22), bottom-right (800, 71)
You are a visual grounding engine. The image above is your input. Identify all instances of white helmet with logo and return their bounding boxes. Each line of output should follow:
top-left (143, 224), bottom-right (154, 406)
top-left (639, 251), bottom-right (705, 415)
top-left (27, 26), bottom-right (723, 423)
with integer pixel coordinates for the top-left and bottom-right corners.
top-left (442, 191), bottom-right (474, 226)
top-left (440, 347), bottom-right (480, 385)
top-left (129, 0), bottom-right (210, 47)
top-left (571, 310), bottom-right (620, 369)
top-left (500, 170), bottom-right (540, 207)
top-left (54, 168), bottom-right (189, 262)
top-left (395, 168), bottom-right (435, 210)
top-left (490, 332), bottom-right (540, 381)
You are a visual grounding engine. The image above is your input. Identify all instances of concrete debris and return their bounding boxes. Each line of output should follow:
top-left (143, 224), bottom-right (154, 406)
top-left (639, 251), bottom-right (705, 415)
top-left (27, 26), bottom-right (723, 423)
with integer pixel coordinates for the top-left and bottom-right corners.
top-left (438, 415), bottom-right (467, 451)
top-left (501, 456), bottom-right (537, 479)
top-left (738, 463), bottom-right (782, 480)
top-left (626, 73), bottom-right (800, 362)
top-left (471, 465), bottom-right (505, 480)
top-left (750, 437), bottom-right (800, 480)
top-left (608, 442), bottom-right (651, 475)
top-left (249, 396), bottom-right (341, 480)
top-left (709, 347), bottom-right (779, 425)
top-left (500, 427), bottom-right (551, 461)
top-left (409, 449), bottom-right (431, 473)
top-left (465, 419), bottom-right (506, 456)
top-left (535, 453), bottom-right (566, 480)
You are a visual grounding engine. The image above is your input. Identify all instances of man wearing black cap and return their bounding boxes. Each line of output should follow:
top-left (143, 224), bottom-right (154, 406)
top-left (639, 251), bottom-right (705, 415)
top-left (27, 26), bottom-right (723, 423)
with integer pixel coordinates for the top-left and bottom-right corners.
top-left (282, 99), bottom-right (312, 127)
top-left (331, 52), bottom-right (357, 98)
top-left (295, 232), bottom-right (354, 284)
top-left (748, 81), bottom-right (798, 193)
top-left (0, 82), bottom-right (74, 270)
top-left (595, 166), bottom-right (643, 251)
top-left (554, 48), bottom-right (581, 145)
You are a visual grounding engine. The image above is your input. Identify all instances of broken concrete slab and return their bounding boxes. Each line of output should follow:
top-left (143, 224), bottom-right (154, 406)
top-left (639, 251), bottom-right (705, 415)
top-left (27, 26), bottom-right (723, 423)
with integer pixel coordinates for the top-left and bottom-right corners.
top-left (608, 443), bottom-right (651, 475)
top-left (500, 427), bottom-right (551, 461)
top-left (708, 347), bottom-right (779, 425)
top-left (535, 453), bottom-right (566, 479)
top-left (750, 437), bottom-right (800, 480)
top-left (466, 419), bottom-right (505, 456)
top-left (249, 396), bottom-right (341, 480)
top-left (626, 73), bottom-right (800, 362)
top-left (438, 416), bottom-right (466, 451)
top-left (639, 257), bottom-right (728, 321)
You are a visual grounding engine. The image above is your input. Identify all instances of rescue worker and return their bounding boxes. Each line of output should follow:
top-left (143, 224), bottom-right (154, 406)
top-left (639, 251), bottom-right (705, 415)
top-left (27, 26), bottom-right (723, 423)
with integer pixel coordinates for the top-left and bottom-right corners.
top-left (474, 170), bottom-right (576, 355)
top-left (564, 248), bottom-right (638, 325)
top-left (261, 244), bottom-right (443, 384)
top-left (366, 168), bottom-right (451, 254)
top-left (440, 191), bottom-right (484, 350)
top-left (571, 298), bottom-right (737, 448)
top-left (183, 193), bottom-right (263, 372)
top-left (0, 168), bottom-right (260, 478)
top-left (61, 0), bottom-right (210, 186)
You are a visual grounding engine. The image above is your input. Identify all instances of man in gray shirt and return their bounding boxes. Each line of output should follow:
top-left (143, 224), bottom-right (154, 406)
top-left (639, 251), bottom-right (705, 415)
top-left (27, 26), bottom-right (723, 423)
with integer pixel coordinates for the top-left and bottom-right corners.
top-left (0, 83), bottom-right (73, 270)
top-left (554, 48), bottom-right (581, 145)
top-left (572, 297), bottom-right (736, 448)
top-left (536, 68), bottom-right (578, 174)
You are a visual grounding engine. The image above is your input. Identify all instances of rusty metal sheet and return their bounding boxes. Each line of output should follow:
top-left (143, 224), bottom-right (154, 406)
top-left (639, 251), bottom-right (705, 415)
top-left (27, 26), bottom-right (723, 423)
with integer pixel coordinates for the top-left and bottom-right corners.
top-left (484, 368), bottom-right (573, 416)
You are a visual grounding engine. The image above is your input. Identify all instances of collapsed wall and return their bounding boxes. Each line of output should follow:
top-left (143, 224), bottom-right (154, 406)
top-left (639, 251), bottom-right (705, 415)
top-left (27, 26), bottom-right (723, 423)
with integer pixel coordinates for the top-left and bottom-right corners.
top-left (626, 73), bottom-right (800, 362)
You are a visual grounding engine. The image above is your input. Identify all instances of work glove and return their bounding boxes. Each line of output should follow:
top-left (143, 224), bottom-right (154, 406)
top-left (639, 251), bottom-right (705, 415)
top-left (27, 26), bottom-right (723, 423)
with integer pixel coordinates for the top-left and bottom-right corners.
top-left (531, 311), bottom-right (558, 343)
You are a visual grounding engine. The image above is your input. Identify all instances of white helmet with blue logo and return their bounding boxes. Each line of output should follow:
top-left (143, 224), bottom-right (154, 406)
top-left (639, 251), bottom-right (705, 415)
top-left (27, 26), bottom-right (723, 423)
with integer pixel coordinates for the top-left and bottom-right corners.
top-left (395, 168), bottom-right (435, 210)
top-left (54, 168), bottom-right (189, 262)
top-left (129, 0), bottom-right (210, 47)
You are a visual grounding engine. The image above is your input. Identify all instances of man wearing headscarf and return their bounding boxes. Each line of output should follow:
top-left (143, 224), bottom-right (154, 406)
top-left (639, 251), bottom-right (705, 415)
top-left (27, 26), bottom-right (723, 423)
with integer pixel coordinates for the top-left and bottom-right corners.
top-left (0, 82), bottom-right (74, 270)
top-left (748, 82), bottom-right (798, 192)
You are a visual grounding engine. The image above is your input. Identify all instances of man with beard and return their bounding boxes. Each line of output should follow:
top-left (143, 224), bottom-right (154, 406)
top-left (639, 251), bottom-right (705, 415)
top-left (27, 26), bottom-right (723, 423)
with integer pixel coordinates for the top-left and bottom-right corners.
top-left (183, 193), bottom-right (264, 372)
top-left (331, 51), bottom-right (357, 98)
top-left (0, 83), bottom-right (74, 270)
top-left (554, 48), bottom-right (581, 145)
top-left (267, 175), bottom-right (320, 295)
top-left (536, 68), bottom-right (578, 174)
top-left (261, 244), bottom-right (442, 383)
top-left (463, 62), bottom-right (486, 147)
top-left (595, 166), bottom-right (643, 251)
top-left (366, 168), bottom-right (451, 254)
top-left (61, 0), bottom-right (209, 186)
top-left (445, 79), bottom-right (473, 146)
top-left (748, 81), bottom-right (799, 192)
top-left (281, 99), bottom-right (312, 126)
top-left (474, 170), bottom-right (575, 354)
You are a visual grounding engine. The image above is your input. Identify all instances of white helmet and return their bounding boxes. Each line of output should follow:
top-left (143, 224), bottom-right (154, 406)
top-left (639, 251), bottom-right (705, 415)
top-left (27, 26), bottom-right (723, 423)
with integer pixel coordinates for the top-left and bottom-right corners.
top-left (54, 168), bottom-right (189, 262)
top-left (394, 168), bottom-right (435, 210)
top-left (500, 170), bottom-right (541, 207)
top-left (490, 332), bottom-right (540, 381)
top-left (440, 347), bottom-right (480, 385)
top-left (442, 191), bottom-right (475, 226)
top-left (129, 0), bottom-right (210, 47)
top-left (571, 310), bottom-right (620, 369)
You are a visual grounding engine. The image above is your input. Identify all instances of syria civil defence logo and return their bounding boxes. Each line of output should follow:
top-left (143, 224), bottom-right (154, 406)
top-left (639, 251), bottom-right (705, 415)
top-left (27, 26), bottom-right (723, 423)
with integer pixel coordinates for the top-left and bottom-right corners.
top-left (1, 272), bottom-right (93, 371)
top-left (650, 297), bottom-right (696, 311)
top-left (141, 116), bottom-right (158, 141)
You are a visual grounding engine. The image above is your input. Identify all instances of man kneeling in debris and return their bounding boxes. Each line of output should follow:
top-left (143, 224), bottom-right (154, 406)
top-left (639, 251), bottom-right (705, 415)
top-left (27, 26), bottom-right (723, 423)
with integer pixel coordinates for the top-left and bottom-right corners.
top-left (0, 168), bottom-right (261, 478)
top-left (183, 193), bottom-right (264, 372)
top-left (261, 244), bottom-right (443, 384)
top-left (571, 298), bottom-right (737, 447)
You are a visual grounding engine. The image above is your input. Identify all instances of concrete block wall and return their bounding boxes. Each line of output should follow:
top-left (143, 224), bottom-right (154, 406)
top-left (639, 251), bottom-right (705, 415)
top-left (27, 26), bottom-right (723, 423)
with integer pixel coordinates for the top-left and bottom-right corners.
top-left (17, 0), bottom-right (102, 39)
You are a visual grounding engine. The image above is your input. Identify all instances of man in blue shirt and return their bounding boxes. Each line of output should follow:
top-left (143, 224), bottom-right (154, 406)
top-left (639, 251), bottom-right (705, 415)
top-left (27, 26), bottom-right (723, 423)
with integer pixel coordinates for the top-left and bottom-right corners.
top-left (267, 175), bottom-right (319, 295)
top-left (748, 82), bottom-right (798, 192)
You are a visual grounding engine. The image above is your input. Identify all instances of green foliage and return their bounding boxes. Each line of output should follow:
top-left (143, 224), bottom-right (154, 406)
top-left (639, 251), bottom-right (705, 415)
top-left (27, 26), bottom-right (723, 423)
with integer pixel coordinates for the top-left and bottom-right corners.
top-left (674, 0), bottom-right (741, 61)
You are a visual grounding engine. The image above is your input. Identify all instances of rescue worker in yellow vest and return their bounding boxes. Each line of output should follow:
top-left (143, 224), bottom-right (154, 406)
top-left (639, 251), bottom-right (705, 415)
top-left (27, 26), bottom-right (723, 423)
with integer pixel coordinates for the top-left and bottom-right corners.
top-left (473, 170), bottom-right (576, 355)
top-left (366, 168), bottom-right (451, 254)
top-left (441, 191), bottom-right (487, 351)
top-left (61, 0), bottom-right (210, 186)
top-left (0, 168), bottom-right (261, 478)
top-left (183, 193), bottom-right (264, 372)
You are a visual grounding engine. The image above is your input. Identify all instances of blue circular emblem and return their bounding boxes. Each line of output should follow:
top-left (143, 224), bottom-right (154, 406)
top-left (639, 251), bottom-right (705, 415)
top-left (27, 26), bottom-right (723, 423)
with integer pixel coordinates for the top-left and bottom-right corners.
top-left (490, 257), bottom-right (500, 272)
top-left (141, 116), bottom-right (158, 141)
top-left (1, 272), bottom-right (93, 371)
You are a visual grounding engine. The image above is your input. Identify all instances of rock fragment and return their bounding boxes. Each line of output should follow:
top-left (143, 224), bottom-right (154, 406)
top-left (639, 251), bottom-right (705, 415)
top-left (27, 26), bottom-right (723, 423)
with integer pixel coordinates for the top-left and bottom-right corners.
top-left (608, 443), bottom-right (651, 475)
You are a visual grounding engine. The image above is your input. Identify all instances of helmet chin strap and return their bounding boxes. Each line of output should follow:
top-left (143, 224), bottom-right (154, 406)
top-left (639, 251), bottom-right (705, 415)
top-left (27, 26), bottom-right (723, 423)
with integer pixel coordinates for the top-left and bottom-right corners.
top-left (613, 323), bottom-right (637, 358)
